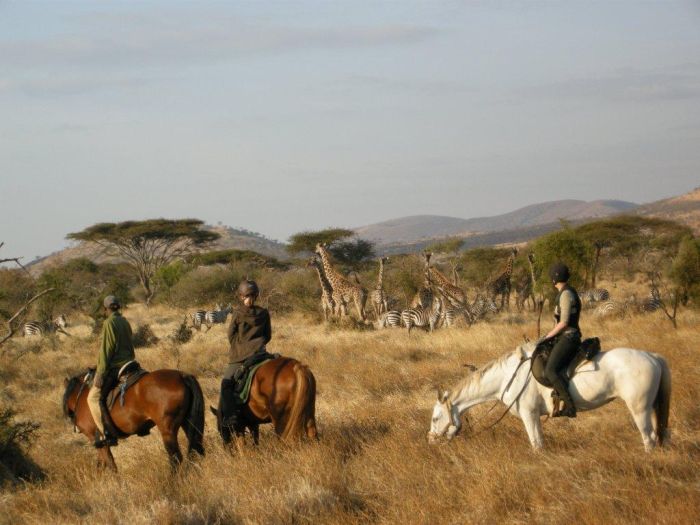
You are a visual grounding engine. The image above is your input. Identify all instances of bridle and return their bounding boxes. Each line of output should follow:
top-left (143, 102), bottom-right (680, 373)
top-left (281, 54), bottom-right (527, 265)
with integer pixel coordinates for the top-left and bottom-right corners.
top-left (430, 355), bottom-right (534, 441)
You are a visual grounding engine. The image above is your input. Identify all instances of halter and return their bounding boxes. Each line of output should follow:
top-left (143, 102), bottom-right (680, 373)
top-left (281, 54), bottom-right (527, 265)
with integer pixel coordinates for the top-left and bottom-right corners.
top-left (69, 371), bottom-right (92, 432)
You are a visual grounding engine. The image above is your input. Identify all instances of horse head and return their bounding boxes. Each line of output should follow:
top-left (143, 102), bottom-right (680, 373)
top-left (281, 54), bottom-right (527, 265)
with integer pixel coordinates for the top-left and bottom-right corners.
top-left (427, 387), bottom-right (460, 443)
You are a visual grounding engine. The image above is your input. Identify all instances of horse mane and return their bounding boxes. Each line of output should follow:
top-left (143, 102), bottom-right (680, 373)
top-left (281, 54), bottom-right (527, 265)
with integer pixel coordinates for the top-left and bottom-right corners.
top-left (451, 347), bottom-right (528, 398)
top-left (62, 370), bottom-right (89, 418)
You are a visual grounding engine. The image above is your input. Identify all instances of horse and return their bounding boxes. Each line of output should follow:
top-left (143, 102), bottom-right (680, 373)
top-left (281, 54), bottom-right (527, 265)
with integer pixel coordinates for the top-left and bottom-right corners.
top-left (210, 357), bottom-right (317, 448)
top-left (428, 342), bottom-right (671, 452)
top-left (63, 369), bottom-right (205, 471)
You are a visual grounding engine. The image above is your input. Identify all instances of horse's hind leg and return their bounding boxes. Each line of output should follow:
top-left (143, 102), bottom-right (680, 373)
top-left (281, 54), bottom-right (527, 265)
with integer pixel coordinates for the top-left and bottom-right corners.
top-left (306, 417), bottom-right (318, 440)
top-left (158, 420), bottom-right (183, 468)
top-left (630, 408), bottom-right (656, 452)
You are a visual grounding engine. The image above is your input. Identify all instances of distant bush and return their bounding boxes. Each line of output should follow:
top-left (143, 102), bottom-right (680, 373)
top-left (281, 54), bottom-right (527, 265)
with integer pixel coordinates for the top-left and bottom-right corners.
top-left (132, 324), bottom-right (159, 348)
top-left (169, 318), bottom-right (193, 344)
top-left (166, 266), bottom-right (246, 308)
top-left (188, 249), bottom-right (286, 270)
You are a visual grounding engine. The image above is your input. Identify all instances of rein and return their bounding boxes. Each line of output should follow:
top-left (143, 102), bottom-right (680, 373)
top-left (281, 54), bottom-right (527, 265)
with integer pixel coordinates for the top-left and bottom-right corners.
top-left (462, 356), bottom-right (533, 438)
top-left (70, 373), bottom-right (91, 432)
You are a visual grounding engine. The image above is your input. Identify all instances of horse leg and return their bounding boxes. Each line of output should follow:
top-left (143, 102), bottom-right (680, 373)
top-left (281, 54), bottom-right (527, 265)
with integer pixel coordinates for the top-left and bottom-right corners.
top-left (96, 446), bottom-right (117, 472)
top-left (158, 419), bottom-right (183, 468)
top-left (251, 425), bottom-right (260, 446)
top-left (520, 409), bottom-right (544, 450)
top-left (630, 407), bottom-right (656, 452)
top-left (306, 417), bottom-right (318, 440)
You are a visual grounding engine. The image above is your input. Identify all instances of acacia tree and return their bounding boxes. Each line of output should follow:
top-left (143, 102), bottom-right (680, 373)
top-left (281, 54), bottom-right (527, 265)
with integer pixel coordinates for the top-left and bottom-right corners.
top-left (67, 219), bottom-right (220, 304)
top-left (287, 228), bottom-right (374, 267)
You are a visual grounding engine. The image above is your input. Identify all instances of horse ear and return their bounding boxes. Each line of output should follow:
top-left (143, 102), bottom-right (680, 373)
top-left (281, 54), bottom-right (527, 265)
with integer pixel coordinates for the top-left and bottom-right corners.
top-left (440, 391), bottom-right (450, 403)
top-left (463, 364), bottom-right (476, 372)
top-left (64, 377), bottom-right (69, 386)
top-left (436, 387), bottom-right (442, 401)
top-left (209, 406), bottom-right (218, 416)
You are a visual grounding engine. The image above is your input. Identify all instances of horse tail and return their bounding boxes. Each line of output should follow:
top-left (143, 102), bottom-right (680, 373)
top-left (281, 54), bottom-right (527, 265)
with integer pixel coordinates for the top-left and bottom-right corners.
top-left (182, 374), bottom-right (205, 456)
top-left (653, 354), bottom-right (671, 446)
top-left (281, 362), bottom-right (316, 441)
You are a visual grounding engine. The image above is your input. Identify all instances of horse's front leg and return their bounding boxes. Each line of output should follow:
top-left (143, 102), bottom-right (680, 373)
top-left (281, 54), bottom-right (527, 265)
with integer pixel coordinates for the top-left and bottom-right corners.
top-left (251, 425), bottom-right (260, 446)
top-left (520, 408), bottom-right (544, 450)
top-left (96, 446), bottom-right (117, 472)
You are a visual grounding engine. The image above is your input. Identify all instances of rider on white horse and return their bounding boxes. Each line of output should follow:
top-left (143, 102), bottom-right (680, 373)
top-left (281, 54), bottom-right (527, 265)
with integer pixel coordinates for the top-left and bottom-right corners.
top-left (541, 262), bottom-right (581, 418)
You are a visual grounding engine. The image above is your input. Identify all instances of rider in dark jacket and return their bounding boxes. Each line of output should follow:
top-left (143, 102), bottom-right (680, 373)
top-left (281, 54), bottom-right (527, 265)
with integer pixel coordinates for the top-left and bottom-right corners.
top-left (542, 262), bottom-right (581, 418)
top-left (219, 280), bottom-right (272, 431)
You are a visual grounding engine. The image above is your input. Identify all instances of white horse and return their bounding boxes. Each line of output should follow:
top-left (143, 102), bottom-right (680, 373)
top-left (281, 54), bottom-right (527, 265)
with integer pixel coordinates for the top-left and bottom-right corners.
top-left (428, 343), bottom-right (671, 451)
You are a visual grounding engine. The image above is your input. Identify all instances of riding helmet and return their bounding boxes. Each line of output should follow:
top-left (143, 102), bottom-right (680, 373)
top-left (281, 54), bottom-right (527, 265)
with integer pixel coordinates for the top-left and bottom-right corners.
top-left (238, 280), bottom-right (260, 298)
top-left (548, 262), bottom-right (570, 283)
top-left (103, 295), bottom-right (120, 309)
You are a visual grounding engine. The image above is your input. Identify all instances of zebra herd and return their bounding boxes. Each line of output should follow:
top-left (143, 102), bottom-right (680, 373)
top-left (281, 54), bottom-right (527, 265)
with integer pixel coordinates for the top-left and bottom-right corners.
top-left (579, 287), bottom-right (663, 319)
top-left (189, 303), bottom-right (233, 331)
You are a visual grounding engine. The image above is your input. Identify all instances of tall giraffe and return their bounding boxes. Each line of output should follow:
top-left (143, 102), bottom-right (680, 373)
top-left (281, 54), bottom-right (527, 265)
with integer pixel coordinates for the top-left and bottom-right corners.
top-left (315, 243), bottom-right (367, 321)
top-left (423, 252), bottom-right (466, 307)
top-left (370, 257), bottom-right (389, 318)
top-left (307, 255), bottom-right (336, 321)
top-left (486, 247), bottom-right (518, 310)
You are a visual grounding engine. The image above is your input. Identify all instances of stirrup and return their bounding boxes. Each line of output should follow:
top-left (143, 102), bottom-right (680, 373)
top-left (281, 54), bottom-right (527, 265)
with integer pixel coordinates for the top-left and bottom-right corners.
top-left (94, 430), bottom-right (118, 448)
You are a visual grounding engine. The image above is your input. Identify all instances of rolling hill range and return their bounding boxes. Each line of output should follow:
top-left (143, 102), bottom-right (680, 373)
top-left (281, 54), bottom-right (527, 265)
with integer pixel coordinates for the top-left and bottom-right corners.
top-left (354, 199), bottom-right (638, 248)
top-left (634, 187), bottom-right (700, 233)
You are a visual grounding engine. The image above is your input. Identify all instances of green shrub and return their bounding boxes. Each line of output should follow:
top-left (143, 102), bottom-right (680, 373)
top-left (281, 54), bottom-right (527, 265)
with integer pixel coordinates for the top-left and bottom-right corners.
top-left (0, 406), bottom-right (42, 484)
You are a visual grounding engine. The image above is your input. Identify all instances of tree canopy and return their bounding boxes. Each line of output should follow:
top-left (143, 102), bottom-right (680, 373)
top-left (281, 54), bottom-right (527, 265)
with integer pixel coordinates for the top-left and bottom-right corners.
top-left (287, 228), bottom-right (374, 267)
top-left (67, 219), bottom-right (219, 304)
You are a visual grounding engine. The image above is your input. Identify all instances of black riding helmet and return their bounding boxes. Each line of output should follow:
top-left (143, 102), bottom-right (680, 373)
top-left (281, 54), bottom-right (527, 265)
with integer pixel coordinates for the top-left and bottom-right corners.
top-left (238, 279), bottom-right (259, 298)
top-left (548, 262), bottom-right (570, 283)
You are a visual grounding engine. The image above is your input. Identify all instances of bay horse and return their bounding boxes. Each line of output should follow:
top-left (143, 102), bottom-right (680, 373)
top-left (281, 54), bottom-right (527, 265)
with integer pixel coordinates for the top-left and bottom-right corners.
top-left (428, 343), bottom-right (671, 451)
top-left (210, 357), bottom-right (317, 447)
top-left (63, 369), bottom-right (205, 471)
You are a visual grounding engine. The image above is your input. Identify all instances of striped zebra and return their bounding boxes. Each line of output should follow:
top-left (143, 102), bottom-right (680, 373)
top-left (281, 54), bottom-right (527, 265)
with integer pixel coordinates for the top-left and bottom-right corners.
top-left (580, 288), bottom-right (610, 306)
top-left (375, 310), bottom-right (402, 329)
top-left (593, 300), bottom-right (627, 319)
top-left (23, 314), bottom-right (68, 337)
top-left (401, 296), bottom-right (443, 334)
top-left (639, 288), bottom-right (662, 313)
top-left (440, 305), bottom-right (473, 328)
top-left (468, 295), bottom-right (499, 322)
top-left (204, 304), bottom-right (233, 330)
top-left (190, 310), bottom-right (207, 330)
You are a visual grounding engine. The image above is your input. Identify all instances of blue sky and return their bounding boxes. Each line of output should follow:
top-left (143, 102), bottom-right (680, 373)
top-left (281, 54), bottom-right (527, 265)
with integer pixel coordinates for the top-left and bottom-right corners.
top-left (1, 1), bottom-right (699, 260)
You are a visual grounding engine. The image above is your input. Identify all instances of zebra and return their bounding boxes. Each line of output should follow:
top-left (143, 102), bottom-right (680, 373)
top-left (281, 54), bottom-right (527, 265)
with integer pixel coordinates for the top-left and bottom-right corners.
top-left (468, 295), bottom-right (499, 322)
top-left (579, 288), bottom-right (610, 306)
top-left (639, 288), bottom-right (662, 313)
top-left (593, 300), bottom-right (627, 319)
top-left (23, 314), bottom-right (68, 337)
top-left (203, 304), bottom-right (233, 330)
top-left (401, 296), bottom-right (443, 334)
top-left (375, 310), bottom-right (402, 329)
top-left (440, 305), bottom-right (473, 328)
top-left (190, 310), bottom-right (207, 330)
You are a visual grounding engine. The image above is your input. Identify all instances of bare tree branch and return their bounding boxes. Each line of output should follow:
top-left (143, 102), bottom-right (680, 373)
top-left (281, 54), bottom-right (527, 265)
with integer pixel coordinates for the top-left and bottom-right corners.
top-left (0, 288), bottom-right (56, 347)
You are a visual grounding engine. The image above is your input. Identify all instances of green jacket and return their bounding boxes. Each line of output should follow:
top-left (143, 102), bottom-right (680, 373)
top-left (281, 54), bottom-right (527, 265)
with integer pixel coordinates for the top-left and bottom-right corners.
top-left (97, 312), bottom-right (135, 375)
top-left (227, 305), bottom-right (271, 364)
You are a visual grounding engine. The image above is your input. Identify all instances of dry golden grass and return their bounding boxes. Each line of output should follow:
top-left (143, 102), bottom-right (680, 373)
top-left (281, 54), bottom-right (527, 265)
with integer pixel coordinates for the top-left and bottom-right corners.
top-left (1, 300), bottom-right (699, 524)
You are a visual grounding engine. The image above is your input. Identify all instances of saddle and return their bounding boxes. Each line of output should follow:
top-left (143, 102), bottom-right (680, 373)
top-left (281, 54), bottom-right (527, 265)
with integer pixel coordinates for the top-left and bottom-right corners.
top-left (91, 361), bottom-right (149, 439)
top-left (531, 337), bottom-right (601, 386)
top-left (232, 352), bottom-right (279, 403)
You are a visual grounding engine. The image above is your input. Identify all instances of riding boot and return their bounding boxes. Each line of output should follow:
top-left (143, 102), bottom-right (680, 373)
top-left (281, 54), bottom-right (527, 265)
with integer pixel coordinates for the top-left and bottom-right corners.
top-left (551, 374), bottom-right (577, 418)
top-left (94, 430), bottom-right (118, 448)
top-left (220, 379), bottom-right (240, 430)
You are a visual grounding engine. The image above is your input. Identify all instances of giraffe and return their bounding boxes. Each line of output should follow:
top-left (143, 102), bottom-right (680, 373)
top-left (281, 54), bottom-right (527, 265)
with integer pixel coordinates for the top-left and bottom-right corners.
top-left (314, 243), bottom-right (367, 321)
top-left (486, 247), bottom-right (518, 310)
top-left (423, 252), bottom-right (466, 307)
top-left (307, 255), bottom-right (337, 321)
top-left (370, 257), bottom-right (389, 318)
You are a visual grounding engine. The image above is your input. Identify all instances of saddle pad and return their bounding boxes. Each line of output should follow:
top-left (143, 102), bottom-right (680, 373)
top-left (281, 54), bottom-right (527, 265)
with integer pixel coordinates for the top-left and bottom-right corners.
top-left (238, 359), bottom-right (273, 403)
top-left (107, 369), bottom-right (149, 410)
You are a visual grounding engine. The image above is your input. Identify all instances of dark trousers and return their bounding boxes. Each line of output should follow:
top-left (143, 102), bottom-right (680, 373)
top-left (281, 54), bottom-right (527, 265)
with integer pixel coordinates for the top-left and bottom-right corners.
top-left (544, 331), bottom-right (580, 405)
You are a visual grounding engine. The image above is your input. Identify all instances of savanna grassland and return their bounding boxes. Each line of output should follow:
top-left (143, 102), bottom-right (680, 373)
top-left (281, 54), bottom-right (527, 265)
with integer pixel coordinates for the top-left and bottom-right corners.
top-left (1, 297), bottom-right (699, 524)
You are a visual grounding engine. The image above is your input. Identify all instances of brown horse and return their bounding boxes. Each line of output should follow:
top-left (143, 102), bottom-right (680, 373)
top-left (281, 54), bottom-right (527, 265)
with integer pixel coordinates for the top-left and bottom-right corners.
top-left (210, 357), bottom-right (317, 447)
top-left (62, 369), bottom-right (205, 471)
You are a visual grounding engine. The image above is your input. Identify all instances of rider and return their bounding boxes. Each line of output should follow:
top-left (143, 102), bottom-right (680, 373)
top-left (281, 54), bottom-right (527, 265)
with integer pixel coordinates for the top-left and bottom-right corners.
top-left (86, 295), bottom-right (135, 447)
top-left (542, 262), bottom-right (582, 418)
top-left (220, 280), bottom-right (272, 431)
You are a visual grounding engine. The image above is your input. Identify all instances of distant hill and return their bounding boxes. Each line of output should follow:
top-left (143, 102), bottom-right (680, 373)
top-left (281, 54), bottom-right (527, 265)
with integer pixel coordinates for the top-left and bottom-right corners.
top-left (634, 187), bottom-right (700, 233)
top-left (27, 225), bottom-right (287, 275)
top-left (355, 199), bottom-right (637, 247)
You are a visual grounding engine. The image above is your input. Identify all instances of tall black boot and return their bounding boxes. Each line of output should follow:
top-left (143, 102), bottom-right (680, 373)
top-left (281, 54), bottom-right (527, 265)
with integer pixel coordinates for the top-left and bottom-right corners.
top-left (551, 375), bottom-right (576, 418)
top-left (220, 379), bottom-right (240, 430)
